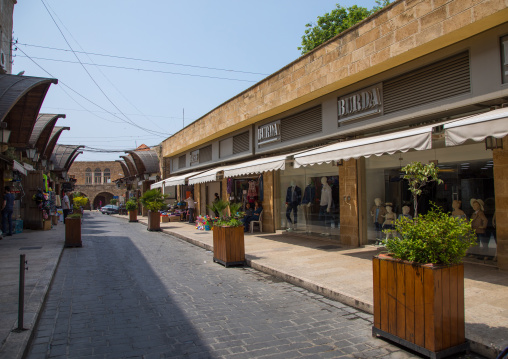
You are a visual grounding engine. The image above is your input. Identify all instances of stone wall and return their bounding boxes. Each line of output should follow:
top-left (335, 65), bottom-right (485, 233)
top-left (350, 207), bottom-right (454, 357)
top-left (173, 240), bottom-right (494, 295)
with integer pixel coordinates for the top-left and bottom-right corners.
top-left (69, 161), bottom-right (124, 185)
top-left (0, 0), bottom-right (15, 74)
top-left (162, 0), bottom-right (508, 159)
top-left (339, 159), bottom-right (359, 246)
top-left (493, 137), bottom-right (508, 271)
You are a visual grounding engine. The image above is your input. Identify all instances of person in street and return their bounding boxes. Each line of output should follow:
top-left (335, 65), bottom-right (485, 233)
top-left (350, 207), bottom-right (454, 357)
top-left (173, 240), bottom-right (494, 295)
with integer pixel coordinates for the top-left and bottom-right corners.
top-left (185, 195), bottom-right (196, 223)
top-left (244, 201), bottom-right (262, 232)
top-left (213, 192), bottom-right (220, 217)
top-left (2, 186), bottom-right (15, 236)
top-left (62, 191), bottom-right (71, 224)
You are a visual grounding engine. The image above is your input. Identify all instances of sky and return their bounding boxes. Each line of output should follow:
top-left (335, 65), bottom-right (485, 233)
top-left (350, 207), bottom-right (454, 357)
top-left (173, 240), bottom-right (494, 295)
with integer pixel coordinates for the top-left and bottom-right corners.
top-left (12, 0), bottom-right (379, 162)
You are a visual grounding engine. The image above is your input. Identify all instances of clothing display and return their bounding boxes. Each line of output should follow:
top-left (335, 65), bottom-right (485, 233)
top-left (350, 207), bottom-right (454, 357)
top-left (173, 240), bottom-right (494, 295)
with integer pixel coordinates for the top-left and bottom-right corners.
top-left (320, 184), bottom-right (332, 209)
top-left (258, 175), bottom-right (264, 201)
top-left (285, 185), bottom-right (301, 225)
top-left (248, 180), bottom-right (257, 197)
top-left (301, 184), bottom-right (315, 205)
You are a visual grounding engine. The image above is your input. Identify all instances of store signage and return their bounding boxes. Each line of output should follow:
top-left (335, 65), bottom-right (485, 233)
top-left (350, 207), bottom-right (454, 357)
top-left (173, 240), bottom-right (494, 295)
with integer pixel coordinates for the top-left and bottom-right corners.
top-left (258, 120), bottom-right (281, 146)
top-left (190, 150), bottom-right (199, 164)
top-left (338, 84), bottom-right (383, 123)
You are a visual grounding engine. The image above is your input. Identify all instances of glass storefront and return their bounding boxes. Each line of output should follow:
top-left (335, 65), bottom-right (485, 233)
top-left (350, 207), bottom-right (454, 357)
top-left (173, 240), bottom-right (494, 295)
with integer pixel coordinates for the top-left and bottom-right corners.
top-left (277, 162), bottom-right (341, 240)
top-left (365, 142), bottom-right (496, 260)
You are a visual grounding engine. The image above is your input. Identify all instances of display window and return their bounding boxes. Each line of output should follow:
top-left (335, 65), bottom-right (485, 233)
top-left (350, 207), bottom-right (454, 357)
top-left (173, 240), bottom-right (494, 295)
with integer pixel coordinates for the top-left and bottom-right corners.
top-left (277, 163), bottom-right (340, 239)
top-left (365, 142), bottom-right (496, 261)
top-left (228, 176), bottom-right (262, 209)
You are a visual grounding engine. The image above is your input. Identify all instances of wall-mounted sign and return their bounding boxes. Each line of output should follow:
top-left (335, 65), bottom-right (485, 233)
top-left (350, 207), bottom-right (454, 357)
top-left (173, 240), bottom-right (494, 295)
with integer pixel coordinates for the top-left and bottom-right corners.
top-left (338, 84), bottom-right (382, 123)
top-left (258, 120), bottom-right (281, 146)
top-left (190, 150), bottom-right (199, 164)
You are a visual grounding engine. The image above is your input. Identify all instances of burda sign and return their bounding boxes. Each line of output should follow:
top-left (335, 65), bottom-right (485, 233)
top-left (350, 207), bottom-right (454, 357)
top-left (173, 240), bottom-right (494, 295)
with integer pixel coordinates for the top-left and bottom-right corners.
top-left (258, 120), bottom-right (281, 146)
top-left (338, 84), bottom-right (382, 123)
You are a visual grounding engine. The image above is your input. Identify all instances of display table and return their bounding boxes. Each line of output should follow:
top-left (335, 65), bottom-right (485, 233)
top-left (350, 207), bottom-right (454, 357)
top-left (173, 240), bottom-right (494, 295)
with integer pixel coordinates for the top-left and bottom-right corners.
top-left (169, 215), bottom-right (180, 222)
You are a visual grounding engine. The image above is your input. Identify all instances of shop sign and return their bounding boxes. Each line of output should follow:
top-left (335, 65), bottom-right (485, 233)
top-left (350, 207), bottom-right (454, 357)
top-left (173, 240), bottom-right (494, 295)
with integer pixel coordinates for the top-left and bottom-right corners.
top-left (338, 84), bottom-right (382, 123)
top-left (190, 150), bottom-right (199, 164)
top-left (258, 120), bottom-right (281, 146)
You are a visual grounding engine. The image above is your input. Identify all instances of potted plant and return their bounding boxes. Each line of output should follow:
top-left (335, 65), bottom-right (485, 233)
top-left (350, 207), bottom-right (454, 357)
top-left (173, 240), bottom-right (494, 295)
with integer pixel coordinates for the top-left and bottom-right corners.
top-left (110, 198), bottom-right (118, 205)
top-left (125, 199), bottom-right (139, 222)
top-left (140, 189), bottom-right (167, 231)
top-left (65, 213), bottom-right (83, 247)
top-left (372, 162), bottom-right (476, 358)
top-left (208, 200), bottom-right (245, 267)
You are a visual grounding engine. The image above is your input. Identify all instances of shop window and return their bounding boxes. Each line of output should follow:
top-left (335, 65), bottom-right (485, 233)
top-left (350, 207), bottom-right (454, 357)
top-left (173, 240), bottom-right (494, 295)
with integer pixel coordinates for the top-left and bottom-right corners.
top-left (199, 145), bottom-right (212, 163)
top-left (104, 168), bottom-right (111, 183)
top-left (178, 154), bottom-right (186, 169)
top-left (94, 168), bottom-right (102, 184)
top-left (365, 143), bottom-right (495, 261)
top-left (85, 168), bottom-right (92, 184)
top-left (233, 132), bottom-right (249, 154)
top-left (501, 35), bottom-right (508, 83)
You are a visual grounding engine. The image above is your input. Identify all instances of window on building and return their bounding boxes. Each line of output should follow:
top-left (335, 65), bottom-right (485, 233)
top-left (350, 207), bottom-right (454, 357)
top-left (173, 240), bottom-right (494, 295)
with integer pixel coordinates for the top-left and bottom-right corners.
top-left (94, 168), bottom-right (102, 184)
top-left (104, 168), bottom-right (111, 183)
top-left (85, 168), bottom-right (92, 184)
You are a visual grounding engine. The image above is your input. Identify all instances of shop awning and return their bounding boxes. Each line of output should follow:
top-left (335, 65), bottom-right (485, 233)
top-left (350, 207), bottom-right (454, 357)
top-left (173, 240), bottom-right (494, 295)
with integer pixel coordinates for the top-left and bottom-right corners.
top-left (150, 170), bottom-right (204, 189)
top-left (293, 125), bottom-right (435, 168)
top-left (188, 166), bottom-right (228, 185)
top-left (223, 153), bottom-right (293, 178)
top-left (444, 107), bottom-right (508, 146)
top-left (13, 160), bottom-right (27, 176)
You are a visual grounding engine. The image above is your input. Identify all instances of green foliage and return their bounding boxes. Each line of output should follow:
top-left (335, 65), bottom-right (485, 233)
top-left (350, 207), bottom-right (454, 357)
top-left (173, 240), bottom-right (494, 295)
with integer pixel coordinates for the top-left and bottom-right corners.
top-left (67, 213), bottom-right (82, 219)
top-left (125, 199), bottom-right (138, 211)
top-left (383, 204), bottom-right (476, 265)
top-left (298, 1), bottom-right (391, 54)
top-left (140, 189), bottom-right (167, 212)
top-left (401, 162), bottom-right (443, 217)
top-left (110, 199), bottom-right (118, 205)
top-left (208, 199), bottom-right (245, 227)
top-left (72, 196), bottom-right (89, 211)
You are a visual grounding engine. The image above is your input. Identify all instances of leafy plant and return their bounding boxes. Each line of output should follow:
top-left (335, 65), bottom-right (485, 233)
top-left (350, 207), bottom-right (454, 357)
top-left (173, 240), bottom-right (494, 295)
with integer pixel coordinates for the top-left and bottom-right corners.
top-left (207, 199), bottom-right (244, 227)
top-left (140, 189), bottom-right (167, 212)
top-left (401, 161), bottom-right (443, 218)
top-left (383, 204), bottom-right (476, 265)
top-left (110, 198), bottom-right (118, 205)
top-left (72, 196), bottom-right (89, 211)
top-left (67, 213), bottom-right (82, 219)
top-left (125, 199), bottom-right (138, 211)
top-left (206, 199), bottom-right (229, 218)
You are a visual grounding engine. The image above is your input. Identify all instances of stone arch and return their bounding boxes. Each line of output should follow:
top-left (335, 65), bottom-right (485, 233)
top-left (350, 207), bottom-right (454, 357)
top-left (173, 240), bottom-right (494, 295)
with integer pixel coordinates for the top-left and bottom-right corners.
top-left (93, 191), bottom-right (115, 209)
top-left (73, 184), bottom-right (126, 211)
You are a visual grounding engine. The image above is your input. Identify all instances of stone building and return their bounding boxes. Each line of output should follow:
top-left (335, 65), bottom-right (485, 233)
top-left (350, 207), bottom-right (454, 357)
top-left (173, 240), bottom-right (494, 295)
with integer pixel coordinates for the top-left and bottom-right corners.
top-left (68, 161), bottom-right (125, 209)
top-left (156, 0), bottom-right (508, 270)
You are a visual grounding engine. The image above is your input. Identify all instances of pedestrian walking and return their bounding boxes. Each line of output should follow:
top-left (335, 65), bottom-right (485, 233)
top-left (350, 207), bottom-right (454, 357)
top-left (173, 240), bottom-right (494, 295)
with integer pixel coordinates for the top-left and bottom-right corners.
top-left (62, 191), bottom-right (71, 223)
top-left (1, 186), bottom-right (15, 236)
top-left (185, 194), bottom-right (196, 223)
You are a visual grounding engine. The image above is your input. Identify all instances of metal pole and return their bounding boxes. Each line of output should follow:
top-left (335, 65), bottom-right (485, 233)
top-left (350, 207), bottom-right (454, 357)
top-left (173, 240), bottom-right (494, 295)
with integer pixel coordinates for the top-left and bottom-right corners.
top-left (15, 254), bottom-right (27, 332)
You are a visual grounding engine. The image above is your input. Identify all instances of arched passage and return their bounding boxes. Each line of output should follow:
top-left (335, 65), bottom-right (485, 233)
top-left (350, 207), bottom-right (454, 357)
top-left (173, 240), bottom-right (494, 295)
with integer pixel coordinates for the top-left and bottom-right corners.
top-left (93, 192), bottom-right (116, 210)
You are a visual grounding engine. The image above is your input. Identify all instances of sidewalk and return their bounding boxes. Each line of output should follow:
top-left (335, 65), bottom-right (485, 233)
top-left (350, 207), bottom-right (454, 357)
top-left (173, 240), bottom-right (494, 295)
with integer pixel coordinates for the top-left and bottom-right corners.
top-left (119, 214), bottom-right (508, 359)
top-left (0, 220), bottom-right (65, 359)
top-left (0, 213), bottom-right (506, 358)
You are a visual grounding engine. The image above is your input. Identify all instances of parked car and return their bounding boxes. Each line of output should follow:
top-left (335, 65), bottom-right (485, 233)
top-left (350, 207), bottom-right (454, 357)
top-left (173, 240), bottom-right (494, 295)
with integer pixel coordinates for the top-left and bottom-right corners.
top-left (100, 205), bottom-right (119, 215)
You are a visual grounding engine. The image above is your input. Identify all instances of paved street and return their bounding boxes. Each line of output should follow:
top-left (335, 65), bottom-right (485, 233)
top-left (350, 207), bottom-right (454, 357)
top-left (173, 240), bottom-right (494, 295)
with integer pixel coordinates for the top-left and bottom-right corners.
top-left (26, 213), bottom-right (485, 359)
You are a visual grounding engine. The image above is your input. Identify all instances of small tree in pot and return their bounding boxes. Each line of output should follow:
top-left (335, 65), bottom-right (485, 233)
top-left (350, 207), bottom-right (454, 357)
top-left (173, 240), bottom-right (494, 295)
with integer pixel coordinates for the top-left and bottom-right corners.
top-left (373, 162), bottom-right (476, 357)
top-left (140, 189), bottom-right (167, 231)
top-left (125, 199), bottom-right (139, 222)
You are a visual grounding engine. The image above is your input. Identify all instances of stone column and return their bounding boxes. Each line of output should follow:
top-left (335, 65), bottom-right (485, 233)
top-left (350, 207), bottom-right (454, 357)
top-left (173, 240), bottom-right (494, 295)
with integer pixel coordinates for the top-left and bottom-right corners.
top-left (339, 159), bottom-right (360, 247)
top-left (493, 137), bottom-right (508, 271)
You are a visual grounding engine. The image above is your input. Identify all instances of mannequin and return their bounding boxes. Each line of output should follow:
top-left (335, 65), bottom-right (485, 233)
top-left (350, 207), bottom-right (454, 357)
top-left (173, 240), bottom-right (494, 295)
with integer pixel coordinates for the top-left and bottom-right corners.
top-left (451, 200), bottom-right (466, 220)
top-left (470, 198), bottom-right (488, 255)
top-left (370, 198), bottom-right (387, 240)
top-left (398, 205), bottom-right (412, 221)
top-left (382, 203), bottom-right (397, 240)
top-left (319, 177), bottom-right (332, 233)
top-left (301, 177), bottom-right (315, 228)
top-left (285, 180), bottom-right (301, 230)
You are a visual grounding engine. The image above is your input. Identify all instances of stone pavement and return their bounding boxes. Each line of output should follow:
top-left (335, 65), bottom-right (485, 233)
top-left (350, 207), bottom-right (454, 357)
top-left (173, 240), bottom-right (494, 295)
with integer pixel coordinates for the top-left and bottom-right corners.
top-left (0, 210), bottom-right (505, 358)
top-left (113, 213), bottom-right (508, 359)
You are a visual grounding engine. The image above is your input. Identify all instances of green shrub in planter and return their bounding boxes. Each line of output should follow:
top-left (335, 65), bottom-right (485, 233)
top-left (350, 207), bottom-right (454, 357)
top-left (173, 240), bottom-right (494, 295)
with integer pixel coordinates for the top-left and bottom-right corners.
top-left (67, 213), bottom-right (82, 219)
top-left (207, 200), bottom-right (244, 227)
top-left (140, 189), bottom-right (167, 212)
top-left (125, 199), bottom-right (138, 211)
top-left (383, 203), bottom-right (477, 265)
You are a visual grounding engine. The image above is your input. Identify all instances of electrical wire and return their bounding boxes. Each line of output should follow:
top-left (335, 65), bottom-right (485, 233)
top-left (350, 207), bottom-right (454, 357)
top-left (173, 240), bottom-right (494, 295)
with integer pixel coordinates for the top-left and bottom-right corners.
top-left (13, 41), bottom-right (270, 76)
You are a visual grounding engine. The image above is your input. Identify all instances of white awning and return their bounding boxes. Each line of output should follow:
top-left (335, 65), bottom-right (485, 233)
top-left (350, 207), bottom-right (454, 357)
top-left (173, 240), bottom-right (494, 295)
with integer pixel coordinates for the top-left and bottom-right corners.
top-left (13, 160), bottom-right (27, 176)
top-left (150, 170), bottom-right (204, 189)
top-left (294, 125), bottom-right (435, 168)
top-left (223, 153), bottom-right (291, 178)
top-left (23, 163), bottom-right (34, 171)
top-left (444, 107), bottom-right (508, 146)
top-left (188, 166), bottom-right (228, 185)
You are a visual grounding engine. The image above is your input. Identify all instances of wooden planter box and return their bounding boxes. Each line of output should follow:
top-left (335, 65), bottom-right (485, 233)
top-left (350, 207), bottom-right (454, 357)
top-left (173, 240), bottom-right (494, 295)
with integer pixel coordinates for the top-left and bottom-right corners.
top-left (147, 211), bottom-right (161, 231)
top-left (42, 219), bottom-right (52, 230)
top-left (213, 226), bottom-right (245, 267)
top-left (128, 210), bottom-right (138, 222)
top-left (52, 215), bottom-right (58, 225)
top-left (65, 217), bottom-right (82, 247)
top-left (372, 254), bottom-right (468, 359)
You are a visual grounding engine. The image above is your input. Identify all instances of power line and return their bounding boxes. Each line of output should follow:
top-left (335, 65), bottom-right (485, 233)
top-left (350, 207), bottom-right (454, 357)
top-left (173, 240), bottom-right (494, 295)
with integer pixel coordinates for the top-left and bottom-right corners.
top-left (12, 41), bottom-right (270, 76)
top-left (41, 106), bottom-right (196, 121)
top-left (15, 53), bottom-right (259, 83)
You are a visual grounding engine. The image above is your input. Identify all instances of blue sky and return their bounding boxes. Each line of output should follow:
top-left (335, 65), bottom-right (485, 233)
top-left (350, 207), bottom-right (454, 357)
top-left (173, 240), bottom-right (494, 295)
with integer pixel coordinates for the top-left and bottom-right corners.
top-left (13, 0), bottom-right (379, 161)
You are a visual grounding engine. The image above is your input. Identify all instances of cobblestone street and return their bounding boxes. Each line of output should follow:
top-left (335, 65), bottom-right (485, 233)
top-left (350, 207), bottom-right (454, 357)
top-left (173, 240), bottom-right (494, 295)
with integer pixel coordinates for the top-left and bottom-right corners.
top-left (26, 213), bottom-right (484, 358)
